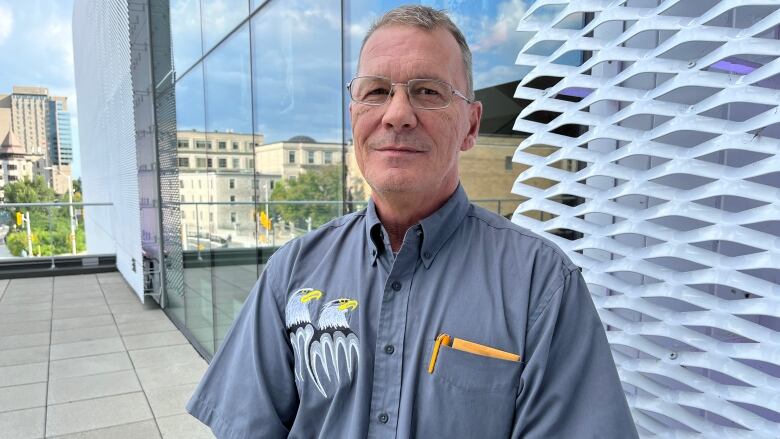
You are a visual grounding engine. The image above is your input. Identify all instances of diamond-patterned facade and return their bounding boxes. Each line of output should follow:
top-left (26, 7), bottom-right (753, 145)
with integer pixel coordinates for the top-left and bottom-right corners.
top-left (513, 1), bottom-right (780, 436)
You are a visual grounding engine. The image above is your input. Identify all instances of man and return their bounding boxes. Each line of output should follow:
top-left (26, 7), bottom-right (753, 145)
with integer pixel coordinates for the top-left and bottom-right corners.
top-left (187, 5), bottom-right (638, 438)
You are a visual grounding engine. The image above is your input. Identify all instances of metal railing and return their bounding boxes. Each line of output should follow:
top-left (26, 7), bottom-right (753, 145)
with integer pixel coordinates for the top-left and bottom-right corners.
top-left (0, 202), bottom-right (112, 263)
top-left (176, 198), bottom-right (520, 256)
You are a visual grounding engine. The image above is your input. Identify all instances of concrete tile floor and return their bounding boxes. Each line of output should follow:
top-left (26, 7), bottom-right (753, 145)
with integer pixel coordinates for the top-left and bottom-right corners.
top-left (0, 274), bottom-right (215, 439)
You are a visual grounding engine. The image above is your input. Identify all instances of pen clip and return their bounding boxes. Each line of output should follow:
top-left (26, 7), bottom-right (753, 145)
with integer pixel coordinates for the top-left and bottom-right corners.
top-left (428, 333), bottom-right (451, 374)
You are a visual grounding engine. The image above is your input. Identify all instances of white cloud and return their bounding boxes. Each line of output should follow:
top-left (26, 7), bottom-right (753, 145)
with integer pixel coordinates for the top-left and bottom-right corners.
top-left (0, 3), bottom-right (13, 46)
top-left (471, 0), bottom-right (528, 53)
top-left (0, 1), bottom-right (75, 91)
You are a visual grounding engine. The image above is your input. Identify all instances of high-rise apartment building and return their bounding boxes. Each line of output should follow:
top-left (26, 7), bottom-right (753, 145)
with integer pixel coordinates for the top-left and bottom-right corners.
top-left (48, 96), bottom-right (74, 166)
top-left (0, 86), bottom-right (74, 194)
top-left (10, 86), bottom-right (49, 157)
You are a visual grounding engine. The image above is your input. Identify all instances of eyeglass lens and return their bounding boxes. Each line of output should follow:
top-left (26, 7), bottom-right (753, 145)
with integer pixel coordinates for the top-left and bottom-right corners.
top-left (350, 77), bottom-right (451, 109)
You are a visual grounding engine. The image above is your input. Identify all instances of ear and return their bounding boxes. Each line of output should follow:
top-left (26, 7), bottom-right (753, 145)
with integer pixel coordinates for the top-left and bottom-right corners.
top-left (460, 101), bottom-right (482, 152)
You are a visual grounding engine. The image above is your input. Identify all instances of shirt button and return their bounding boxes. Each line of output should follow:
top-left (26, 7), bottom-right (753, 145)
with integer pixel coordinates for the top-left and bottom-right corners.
top-left (416, 229), bottom-right (422, 236)
top-left (391, 281), bottom-right (401, 291)
top-left (378, 413), bottom-right (389, 423)
top-left (384, 344), bottom-right (395, 355)
top-left (423, 251), bottom-right (431, 259)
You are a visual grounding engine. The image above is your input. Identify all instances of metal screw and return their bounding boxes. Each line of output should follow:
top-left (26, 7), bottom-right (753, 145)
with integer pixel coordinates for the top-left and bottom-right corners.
top-left (687, 60), bottom-right (696, 68)
top-left (669, 352), bottom-right (678, 360)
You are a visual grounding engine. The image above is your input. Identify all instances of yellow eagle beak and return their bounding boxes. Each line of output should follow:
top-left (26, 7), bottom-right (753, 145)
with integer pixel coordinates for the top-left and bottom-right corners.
top-left (338, 299), bottom-right (358, 312)
top-left (300, 290), bottom-right (323, 303)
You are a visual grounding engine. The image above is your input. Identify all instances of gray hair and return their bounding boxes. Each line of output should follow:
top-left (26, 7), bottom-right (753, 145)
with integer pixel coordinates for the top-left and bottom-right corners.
top-left (360, 5), bottom-right (474, 100)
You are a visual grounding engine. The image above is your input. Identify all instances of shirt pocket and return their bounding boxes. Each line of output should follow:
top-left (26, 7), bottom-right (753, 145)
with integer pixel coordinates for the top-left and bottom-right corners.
top-left (413, 341), bottom-right (522, 438)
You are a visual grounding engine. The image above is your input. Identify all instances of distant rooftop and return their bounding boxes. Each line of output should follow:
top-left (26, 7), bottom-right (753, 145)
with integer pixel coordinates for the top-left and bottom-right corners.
top-left (288, 135), bottom-right (316, 143)
top-left (12, 86), bottom-right (49, 96)
top-left (0, 129), bottom-right (25, 155)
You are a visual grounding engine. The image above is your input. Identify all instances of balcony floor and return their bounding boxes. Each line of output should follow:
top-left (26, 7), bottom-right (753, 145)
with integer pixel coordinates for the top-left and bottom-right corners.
top-left (0, 273), bottom-right (215, 438)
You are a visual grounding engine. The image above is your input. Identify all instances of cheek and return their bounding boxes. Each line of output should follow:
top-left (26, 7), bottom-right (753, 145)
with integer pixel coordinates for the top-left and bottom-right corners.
top-left (427, 112), bottom-right (462, 157)
top-left (351, 107), bottom-right (373, 127)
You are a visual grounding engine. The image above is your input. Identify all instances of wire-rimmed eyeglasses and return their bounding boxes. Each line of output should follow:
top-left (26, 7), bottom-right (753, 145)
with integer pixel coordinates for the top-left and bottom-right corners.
top-left (346, 76), bottom-right (473, 110)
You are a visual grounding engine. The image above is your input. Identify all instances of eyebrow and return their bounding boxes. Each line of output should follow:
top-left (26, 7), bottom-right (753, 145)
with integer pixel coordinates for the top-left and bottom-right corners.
top-left (361, 74), bottom-right (452, 85)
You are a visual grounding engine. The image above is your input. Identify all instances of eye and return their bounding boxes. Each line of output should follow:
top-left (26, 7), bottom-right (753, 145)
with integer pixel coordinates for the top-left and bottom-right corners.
top-left (366, 87), bottom-right (390, 96)
top-left (414, 87), bottom-right (440, 96)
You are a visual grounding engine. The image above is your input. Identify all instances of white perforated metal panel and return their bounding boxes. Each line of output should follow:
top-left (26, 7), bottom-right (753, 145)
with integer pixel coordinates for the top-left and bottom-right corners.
top-left (73, 0), bottom-right (144, 298)
top-left (513, 1), bottom-right (780, 437)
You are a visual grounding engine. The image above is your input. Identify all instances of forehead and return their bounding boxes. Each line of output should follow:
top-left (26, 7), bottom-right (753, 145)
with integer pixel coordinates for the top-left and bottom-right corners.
top-left (358, 25), bottom-right (464, 83)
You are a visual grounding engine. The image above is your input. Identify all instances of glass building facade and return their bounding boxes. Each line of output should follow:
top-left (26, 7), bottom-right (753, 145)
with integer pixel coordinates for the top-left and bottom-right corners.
top-left (149, 0), bottom-right (571, 357)
top-left (48, 99), bottom-right (73, 166)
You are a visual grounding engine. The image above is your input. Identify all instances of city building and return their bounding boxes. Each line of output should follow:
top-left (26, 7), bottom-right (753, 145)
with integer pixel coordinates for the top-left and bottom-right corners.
top-left (0, 86), bottom-right (74, 194)
top-left (0, 130), bottom-right (35, 200)
top-left (47, 96), bottom-right (74, 194)
top-left (254, 136), bottom-right (343, 180)
top-left (9, 86), bottom-right (49, 157)
top-left (48, 96), bottom-right (74, 166)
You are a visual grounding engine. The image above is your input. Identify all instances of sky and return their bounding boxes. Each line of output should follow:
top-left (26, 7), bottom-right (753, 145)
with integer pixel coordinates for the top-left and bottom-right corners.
top-left (0, 0), bottom-right (81, 178)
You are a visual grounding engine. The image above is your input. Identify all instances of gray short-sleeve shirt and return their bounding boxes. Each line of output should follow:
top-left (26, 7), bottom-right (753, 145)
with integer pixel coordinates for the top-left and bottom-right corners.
top-left (187, 185), bottom-right (638, 438)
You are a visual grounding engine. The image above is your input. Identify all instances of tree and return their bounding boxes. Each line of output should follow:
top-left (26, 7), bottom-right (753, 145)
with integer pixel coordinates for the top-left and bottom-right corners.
top-left (73, 178), bottom-right (82, 197)
top-left (3, 176), bottom-right (56, 203)
top-left (2, 176), bottom-right (85, 257)
top-left (270, 166), bottom-right (353, 228)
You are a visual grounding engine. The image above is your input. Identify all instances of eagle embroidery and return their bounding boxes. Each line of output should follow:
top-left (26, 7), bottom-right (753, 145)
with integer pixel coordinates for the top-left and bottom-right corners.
top-left (285, 288), bottom-right (360, 398)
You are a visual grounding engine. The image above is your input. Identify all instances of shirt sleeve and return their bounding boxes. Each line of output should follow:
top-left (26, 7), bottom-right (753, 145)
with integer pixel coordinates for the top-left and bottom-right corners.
top-left (186, 265), bottom-right (298, 439)
top-left (512, 267), bottom-right (639, 439)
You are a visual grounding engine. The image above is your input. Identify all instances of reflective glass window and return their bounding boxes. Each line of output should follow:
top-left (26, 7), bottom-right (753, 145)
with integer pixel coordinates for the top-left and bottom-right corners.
top-left (200, 0), bottom-right (250, 53)
top-left (251, 0), bottom-right (342, 145)
top-left (173, 63), bottom-right (216, 353)
top-left (170, 0), bottom-right (203, 74)
top-left (202, 22), bottom-right (256, 347)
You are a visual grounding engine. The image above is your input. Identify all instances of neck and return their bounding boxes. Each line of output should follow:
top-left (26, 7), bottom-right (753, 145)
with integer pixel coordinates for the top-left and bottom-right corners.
top-left (372, 182), bottom-right (458, 251)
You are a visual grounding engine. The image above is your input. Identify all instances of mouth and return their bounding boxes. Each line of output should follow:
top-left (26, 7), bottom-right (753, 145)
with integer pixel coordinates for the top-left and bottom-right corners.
top-left (374, 146), bottom-right (425, 154)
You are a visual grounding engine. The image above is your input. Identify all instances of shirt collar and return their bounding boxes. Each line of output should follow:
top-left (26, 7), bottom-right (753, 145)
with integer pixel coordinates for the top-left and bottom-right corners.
top-left (365, 184), bottom-right (470, 269)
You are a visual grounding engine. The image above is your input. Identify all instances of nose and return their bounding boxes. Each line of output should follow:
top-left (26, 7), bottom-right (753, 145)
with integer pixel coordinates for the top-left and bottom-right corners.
top-left (381, 84), bottom-right (418, 131)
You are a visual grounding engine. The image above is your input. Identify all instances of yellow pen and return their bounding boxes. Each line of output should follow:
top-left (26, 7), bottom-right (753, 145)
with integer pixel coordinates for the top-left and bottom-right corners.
top-left (428, 333), bottom-right (451, 374)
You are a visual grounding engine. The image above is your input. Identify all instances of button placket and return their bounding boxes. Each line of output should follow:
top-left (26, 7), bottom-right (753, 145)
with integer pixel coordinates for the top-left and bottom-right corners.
top-left (368, 247), bottom-right (417, 436)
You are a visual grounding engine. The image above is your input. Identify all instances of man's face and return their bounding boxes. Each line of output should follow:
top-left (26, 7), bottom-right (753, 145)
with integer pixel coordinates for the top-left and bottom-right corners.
top-left (350, 25), bottom-right (481, 198)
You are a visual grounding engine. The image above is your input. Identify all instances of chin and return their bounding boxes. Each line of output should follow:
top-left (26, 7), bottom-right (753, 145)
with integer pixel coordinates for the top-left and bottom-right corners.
top-left (369, 173), bottom-right (421, 195)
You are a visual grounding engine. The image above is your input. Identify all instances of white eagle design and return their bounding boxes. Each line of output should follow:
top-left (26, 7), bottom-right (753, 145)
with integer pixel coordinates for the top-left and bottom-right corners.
top-left (285, 288), bottom-right (322, 386)
top-left (285, 289), bottom-right (360, 398)
top-left (309, 298), bottom-right (360, 396)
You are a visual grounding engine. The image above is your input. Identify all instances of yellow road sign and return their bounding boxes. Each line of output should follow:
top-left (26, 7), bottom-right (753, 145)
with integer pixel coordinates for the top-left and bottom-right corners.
top-left (260, 211), bottom-right (272, 230)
